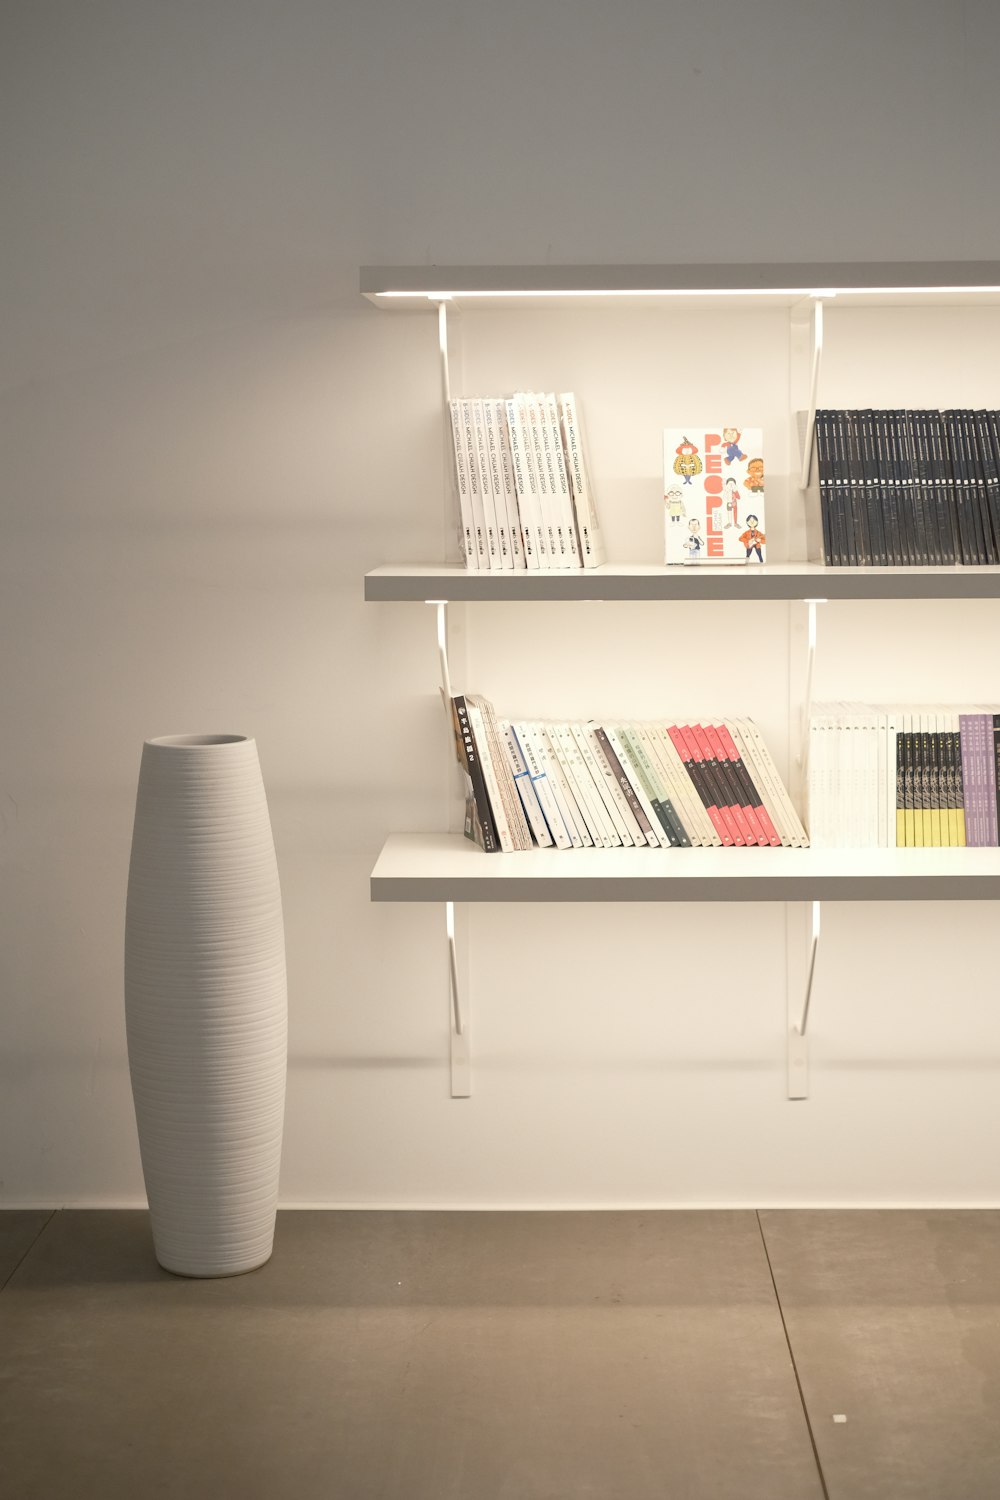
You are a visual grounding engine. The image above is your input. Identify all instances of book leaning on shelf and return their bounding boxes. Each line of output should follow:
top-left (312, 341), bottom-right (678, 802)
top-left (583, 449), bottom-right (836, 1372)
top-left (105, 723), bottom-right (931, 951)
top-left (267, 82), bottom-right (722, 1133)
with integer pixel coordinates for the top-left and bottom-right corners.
top-left (450, 692), bottom-right (807, 852)
top-left (664, 426), bottom-right (765, 566)
top-left (807, 703), bottom-right (1000, 847)
top-left (447, 393), bottom-right (606, 572)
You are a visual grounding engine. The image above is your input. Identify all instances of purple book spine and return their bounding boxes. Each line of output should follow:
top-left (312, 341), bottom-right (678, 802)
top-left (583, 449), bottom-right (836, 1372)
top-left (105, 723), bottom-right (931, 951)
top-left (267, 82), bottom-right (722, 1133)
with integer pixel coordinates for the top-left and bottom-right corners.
top-left (991, 715), bottom-right (1000, 846)
top-left (960, 714), bottom-right (983, 845)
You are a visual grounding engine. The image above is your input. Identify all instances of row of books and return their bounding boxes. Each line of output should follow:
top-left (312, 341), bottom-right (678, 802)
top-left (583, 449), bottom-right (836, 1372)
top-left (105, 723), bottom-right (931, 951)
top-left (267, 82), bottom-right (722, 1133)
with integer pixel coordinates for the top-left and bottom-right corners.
top-left (448, 392), bottom-right (605, 572)
top-left (808, 705), bottom-right (1000, 848)
top-left (813, 408), bottom-right (1000, 568)
top-left (450, 694), bottom-right (808, 852)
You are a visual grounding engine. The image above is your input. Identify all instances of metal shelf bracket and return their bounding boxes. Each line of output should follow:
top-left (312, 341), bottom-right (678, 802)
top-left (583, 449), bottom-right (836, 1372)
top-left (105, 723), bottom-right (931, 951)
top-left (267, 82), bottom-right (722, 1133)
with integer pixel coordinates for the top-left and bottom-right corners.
top-left (797, 296), bottom-right (825, 492)
top-left (446, 901), bottom-right (471, 1097)
top-left (797, 596), bottom-right (828, 776)
top-left (788, 900), bottom-right (821, 1100)
top-left (426, 599), bottom-right (453, 705)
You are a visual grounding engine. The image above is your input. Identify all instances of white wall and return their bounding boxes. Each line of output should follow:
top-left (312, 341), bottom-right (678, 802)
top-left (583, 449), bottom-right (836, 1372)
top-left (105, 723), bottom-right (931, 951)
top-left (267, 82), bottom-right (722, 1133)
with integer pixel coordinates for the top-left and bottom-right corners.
top-left (3, 0), bottom-right (1000, 1207)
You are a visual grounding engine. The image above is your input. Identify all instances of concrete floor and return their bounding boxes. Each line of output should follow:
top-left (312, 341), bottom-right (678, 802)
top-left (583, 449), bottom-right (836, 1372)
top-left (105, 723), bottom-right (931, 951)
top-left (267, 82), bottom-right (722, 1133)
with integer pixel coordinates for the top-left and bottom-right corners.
top-left (1, 1210), bottom-right (998, 1499)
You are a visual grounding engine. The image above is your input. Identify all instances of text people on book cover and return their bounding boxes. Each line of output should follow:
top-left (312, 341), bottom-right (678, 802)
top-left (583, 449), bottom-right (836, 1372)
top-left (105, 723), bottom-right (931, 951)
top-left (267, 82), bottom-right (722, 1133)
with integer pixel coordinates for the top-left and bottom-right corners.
top-left (664, 427), bottom-right (765, 564)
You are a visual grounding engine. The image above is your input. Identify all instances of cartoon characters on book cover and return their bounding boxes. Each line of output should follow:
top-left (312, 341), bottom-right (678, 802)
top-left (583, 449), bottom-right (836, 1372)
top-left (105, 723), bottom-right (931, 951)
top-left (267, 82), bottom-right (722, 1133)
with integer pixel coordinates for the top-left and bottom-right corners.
top-left (664, 428), bottom-right (765, 564)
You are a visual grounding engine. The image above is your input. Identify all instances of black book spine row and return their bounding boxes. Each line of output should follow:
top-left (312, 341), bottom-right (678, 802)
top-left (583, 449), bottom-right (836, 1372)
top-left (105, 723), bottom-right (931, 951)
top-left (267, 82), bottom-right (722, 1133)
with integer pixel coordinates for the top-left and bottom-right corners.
top-left (813, 408), bottom-right (1000, 567)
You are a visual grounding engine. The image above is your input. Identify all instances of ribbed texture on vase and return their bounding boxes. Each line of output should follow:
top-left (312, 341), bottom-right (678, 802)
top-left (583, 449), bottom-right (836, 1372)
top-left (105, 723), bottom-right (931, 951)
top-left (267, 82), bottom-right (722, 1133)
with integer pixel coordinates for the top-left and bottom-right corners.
top-left (124, 736), bottom-right (287, 1277)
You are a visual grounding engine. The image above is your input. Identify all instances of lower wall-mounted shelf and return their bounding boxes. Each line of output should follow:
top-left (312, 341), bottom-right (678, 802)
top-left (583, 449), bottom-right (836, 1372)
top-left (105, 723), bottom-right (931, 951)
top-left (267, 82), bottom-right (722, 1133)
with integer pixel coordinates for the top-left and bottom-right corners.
top-left (371, 834), bottom-right (1000, 903)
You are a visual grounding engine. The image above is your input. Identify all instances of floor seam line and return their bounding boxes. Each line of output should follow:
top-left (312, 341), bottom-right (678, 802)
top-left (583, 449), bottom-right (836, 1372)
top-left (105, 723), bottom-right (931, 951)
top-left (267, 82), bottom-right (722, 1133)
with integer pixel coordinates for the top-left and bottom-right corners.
top-left (755, 1209), bottom-right (831, 1500)
top-left (0, 1209), bottom-right (58, 1295)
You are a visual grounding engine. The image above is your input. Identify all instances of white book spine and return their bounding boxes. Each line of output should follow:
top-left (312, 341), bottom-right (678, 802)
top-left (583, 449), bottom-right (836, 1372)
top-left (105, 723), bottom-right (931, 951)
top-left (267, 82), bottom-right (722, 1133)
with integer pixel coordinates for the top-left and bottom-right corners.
top-left (546, 724), bottom-right (597, 846)
top-left (869, 708), bottom-right (882, 848)
top-left (501, 720), bottom-right (553, 848)
top-left (568, 723), bottom-right (629, 846)
top-left (465, 700), bottom-right (514, 851)
top-left (471, 399), bottom-right (502, 571)
top-left (493, 399), bottom-right (527, 570)
top-left (846, 706), bottom-right (858, 848)
top-left (652, 723), bottom-right (720, 846)
top-left (552, 723), bottom-right (611, 847)
top-left (473, 693), bottom-right (532, 849)
top-left (585, 724), bottom-right (646, 846)
top-left (559, 392), bottom-right (606, 568)
top-left (885, 708), bottom-right (900, 848)
top-left (507, 396), bottom-right (546, 568)
top-left (511, 723), bottom-right (571, 848)
top-left (818, 716), bottom-right (832, 850)
top-left (734, 717), bottom-right (807, 847)
top-left (765, 715), bottom-right (810, 847)
top-left (543, 392), bottom-right (582, 569)
top-left (524, 392), bottom-right (564, 567)
top-left (458, 398), bottom-right (490, 569)
top-left (629, 723), bottom-right (691, 846)
top-left (639, 724), bottom-right (703, 846)
top-left (448, 400), bottom-right (479, 570)
top-left (534, 723), bottom-right (586, 846)
top-left (481, 399), bottom-right (515, 571)
top-left (605, 725), bottom-right (667, 846)
top-left (809, 710), bottom-right (824, 848)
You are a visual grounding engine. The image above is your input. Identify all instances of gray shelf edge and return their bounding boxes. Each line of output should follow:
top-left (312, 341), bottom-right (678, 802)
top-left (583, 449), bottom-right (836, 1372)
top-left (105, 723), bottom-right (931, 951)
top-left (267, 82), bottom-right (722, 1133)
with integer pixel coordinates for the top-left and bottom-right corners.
top-left (370, 874), bottom-right (1000, 903)
top-left (364, 569), bottom-right (1000, 603)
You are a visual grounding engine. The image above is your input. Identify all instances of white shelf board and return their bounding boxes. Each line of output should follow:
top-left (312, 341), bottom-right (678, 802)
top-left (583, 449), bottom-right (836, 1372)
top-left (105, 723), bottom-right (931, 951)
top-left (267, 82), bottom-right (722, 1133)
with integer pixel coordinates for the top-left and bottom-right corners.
top-left (361, 261), bottom-right (1000, 309)
top-left (365, 562), bottom-right (1000, 603)
top-left (371, 834), bottom-right (1000, 903)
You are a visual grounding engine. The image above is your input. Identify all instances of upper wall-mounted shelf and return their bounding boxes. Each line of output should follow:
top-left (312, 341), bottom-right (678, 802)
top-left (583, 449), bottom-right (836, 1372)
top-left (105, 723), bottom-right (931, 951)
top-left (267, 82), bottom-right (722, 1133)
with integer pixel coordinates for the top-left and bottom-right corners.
top-left (360, 262), bottom-right (1000, 310)
top-left (365, 563), bottom-right (1000, 603)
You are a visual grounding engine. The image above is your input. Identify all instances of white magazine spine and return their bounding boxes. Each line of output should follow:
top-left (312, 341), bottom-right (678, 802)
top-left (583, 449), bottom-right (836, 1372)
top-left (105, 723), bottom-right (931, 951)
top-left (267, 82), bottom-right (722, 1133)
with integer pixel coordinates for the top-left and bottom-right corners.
top-left (458, 398), bottom-right (490, 569)
top-left (524, 392), bottom-right (565, 566)
top-left (448, 400), bottom-right (479, 570)
top-left (559, 392), bottom-right (606, 568)
top-left (747, 717), bottom-right (809, 847)
top-left (605, 725), bottom-right (667, 847)
top-left (638, 724), bottom-right (702, 846)
top-left (465, 700), bottom-right (514, 851)
top-left (806, 712), bottom-right (823, 847)
top-left (552, 722), bottom-right (611, 846)
top-left (586, 724), bottom-right (647, 846)
top-left (544, 392), bottom-right (582, 568)
top-left (471, 399), bottom-right (502, 571)
top-left (472, 694), bottom-right (532, 849)
top-left (508, 396), bottom-right (547, 567)
top-left (651, 724), bottom-right (720, 846)
top-left (731, 717), bottom-right (805, 847)
top-left (493, 399), bottom-right (527, 570)
top-left (568, 723), bottom-right (629, 846)
top-left (511, 722), bottom-right (571, 848)
top-left (876, 708), bottom-right (888, 848)
top-left (627, 723), bottom-right (691, 846)
top-left (482, 399), bottom-right (515, 570)
top-left (534, 723), bottom-right (587, 846)
top-left (885, 706), bottom-right (900, 848)
top-left (501, 720), bottom-right (553, 847)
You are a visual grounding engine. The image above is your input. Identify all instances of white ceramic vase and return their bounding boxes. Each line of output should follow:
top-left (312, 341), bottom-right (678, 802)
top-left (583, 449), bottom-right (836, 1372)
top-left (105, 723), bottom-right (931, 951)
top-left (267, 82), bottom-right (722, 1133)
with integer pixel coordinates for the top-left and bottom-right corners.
top-left (124, 734), bottom-right (287, 1277)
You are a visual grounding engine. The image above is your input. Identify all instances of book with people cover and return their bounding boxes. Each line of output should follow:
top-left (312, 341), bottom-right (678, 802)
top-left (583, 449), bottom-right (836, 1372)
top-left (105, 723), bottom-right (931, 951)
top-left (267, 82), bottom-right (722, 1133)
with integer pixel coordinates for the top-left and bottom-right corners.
top-left (664, 427), bottom-right (765, 565)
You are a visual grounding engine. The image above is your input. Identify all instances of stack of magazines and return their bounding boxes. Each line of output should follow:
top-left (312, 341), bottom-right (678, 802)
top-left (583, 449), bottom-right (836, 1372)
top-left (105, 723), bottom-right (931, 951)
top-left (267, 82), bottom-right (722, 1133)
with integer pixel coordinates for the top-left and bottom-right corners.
top-left (448, 392), bottom-right (605, 571)
top-left (450, 693), bottom-right (807, 853)
top-left (809, 703), bottom-right (1000, 847)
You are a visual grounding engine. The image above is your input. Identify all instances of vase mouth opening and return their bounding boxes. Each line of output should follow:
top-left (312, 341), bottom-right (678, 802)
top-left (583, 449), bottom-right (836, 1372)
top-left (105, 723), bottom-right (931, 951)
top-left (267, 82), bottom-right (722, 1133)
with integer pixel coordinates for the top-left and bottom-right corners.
top-left (146, 734), bottom-right (250, 748)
